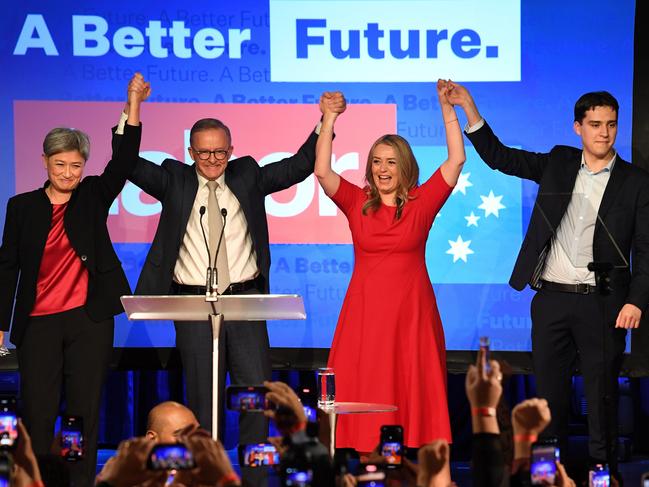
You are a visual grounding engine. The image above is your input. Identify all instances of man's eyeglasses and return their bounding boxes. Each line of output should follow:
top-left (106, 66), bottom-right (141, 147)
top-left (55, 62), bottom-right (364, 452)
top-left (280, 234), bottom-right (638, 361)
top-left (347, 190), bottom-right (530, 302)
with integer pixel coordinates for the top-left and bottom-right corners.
top-left (192, 148), bottom-right (229, 161)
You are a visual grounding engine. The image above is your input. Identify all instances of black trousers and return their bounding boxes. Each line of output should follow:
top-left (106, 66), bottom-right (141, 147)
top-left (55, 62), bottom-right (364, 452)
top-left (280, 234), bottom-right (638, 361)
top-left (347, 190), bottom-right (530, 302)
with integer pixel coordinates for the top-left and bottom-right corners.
top-left (531, 289), bottom-right (626, 470)
top-left (174, 286), bottom-right (271, 487)
top-left (17, 306), bottom-right (114, 487)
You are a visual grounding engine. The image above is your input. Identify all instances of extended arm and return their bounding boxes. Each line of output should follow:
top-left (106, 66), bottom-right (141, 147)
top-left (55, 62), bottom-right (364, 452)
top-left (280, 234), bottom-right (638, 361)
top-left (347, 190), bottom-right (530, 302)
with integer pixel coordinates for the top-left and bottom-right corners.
top-left (314, 92), bottom-right (344, 197)
top-left (111, 78), bottom-right (169, 202)
top-left (617, 175), bottom-right (649, 328)
top-left (447, 81), bottom-right (549, 183)
top-left (510, 398), bottom-right (551, 476)
top-left (437, 79), bottom-right (466, 187)
top-left (97, 73), bottom-right (150, 205)
top-left (259, 91), bottom-right (346, 195)
top-left (465, 348), bottom-right (506, 487)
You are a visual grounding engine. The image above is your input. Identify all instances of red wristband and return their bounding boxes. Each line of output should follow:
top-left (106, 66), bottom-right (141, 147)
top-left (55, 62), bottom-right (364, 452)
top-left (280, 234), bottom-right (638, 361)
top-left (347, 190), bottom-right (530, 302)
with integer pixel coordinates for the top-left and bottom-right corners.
top-left (513, 434), bottom-right (538, 443)
top-left (217, 472), bottom-right (240, 487)
top-left (288, 420), bottom-right (307, 435)
top-left (28, 482), bottom-right (45, 487)
top-left (471, 407), bottom-right (496, 417)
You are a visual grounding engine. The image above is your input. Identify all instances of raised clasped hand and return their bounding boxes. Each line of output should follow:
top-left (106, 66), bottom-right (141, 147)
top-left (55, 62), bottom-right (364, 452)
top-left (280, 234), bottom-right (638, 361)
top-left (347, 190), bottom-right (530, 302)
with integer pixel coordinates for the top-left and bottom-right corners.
top-left (128, 72), bottom-right (152, 105)
top-left (437, 79), bottom-right (450, 104)
top-left (319, 91), bottom-right (346, 117)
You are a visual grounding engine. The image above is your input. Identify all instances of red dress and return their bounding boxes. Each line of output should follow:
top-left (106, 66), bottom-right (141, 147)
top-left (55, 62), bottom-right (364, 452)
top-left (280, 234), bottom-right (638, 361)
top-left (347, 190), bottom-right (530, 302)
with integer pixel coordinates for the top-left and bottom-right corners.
top-left (328, 168), bottom-right (452, 451)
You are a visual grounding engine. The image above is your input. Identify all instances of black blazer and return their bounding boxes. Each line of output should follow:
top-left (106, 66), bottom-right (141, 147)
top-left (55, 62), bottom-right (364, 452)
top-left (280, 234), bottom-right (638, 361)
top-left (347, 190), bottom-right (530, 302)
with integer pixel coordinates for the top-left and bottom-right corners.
top-left (466, 121), bottom-right (649, 313)
top-left (117, 127), bottom-right (319, 295)
top-left (0, 124), bottom-right (141, 347)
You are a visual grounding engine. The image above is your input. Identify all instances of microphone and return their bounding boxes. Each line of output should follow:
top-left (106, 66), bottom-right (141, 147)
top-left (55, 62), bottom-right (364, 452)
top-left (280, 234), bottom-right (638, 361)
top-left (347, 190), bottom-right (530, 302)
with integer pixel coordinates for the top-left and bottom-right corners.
top-left (213, 209), bottom-right (228, 268)
top-left (198, 206), bottom-right (213, 296)
top-left (212, 209), bottom-right (228, 293)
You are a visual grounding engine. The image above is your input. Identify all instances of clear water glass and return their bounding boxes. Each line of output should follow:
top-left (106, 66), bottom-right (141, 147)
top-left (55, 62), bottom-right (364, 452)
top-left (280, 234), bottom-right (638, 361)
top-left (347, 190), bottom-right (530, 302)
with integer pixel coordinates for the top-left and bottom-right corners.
top-left (316, 367), bottom-right (335, 409)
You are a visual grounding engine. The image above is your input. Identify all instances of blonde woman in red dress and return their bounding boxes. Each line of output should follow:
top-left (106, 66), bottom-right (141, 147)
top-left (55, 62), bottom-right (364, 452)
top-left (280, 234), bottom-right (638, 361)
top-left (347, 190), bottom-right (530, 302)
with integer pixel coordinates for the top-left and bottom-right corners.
top-left (315, 80), bottom-right (465, 454)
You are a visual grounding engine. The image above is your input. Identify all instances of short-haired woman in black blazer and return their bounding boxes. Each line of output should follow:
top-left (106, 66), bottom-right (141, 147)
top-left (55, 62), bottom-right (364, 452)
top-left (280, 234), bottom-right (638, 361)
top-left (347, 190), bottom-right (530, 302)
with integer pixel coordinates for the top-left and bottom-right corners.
top-left (0, 74), bottom-right (148, 486)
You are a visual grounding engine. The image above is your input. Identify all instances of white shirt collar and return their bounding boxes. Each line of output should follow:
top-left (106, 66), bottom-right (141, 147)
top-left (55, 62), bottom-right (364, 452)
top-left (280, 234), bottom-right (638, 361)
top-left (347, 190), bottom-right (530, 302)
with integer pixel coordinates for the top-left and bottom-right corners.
top-left (196, 169), bottom-right (226, 189)
top-left (580, 150), bottom-right (616, 174)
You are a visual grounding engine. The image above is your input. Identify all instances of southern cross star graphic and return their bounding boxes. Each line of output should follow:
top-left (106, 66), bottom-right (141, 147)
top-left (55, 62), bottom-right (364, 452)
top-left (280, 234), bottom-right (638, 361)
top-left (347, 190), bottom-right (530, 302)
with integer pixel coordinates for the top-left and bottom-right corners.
top-left (478, 190), bottom-right (506, 217)
top-left (446, 235), bottom-right (474, 263)
top-left (452, 172), bottom-right (473, 195)
top-left (464, 211), bottom-right (480, 227)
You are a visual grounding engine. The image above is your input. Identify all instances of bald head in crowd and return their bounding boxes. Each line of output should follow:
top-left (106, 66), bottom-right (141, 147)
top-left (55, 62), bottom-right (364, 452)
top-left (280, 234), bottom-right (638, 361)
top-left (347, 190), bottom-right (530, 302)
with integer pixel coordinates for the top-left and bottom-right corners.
top-left (145, 401), bottom-right (199, 443)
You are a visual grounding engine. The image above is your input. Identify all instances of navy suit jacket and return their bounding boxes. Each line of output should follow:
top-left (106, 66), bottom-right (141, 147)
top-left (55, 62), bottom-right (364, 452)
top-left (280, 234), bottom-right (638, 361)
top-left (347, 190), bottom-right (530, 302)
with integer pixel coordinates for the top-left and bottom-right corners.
top-left (466, 121), bottom-right (649, 317)
top-left (116, 127), bottom-right (319, 295)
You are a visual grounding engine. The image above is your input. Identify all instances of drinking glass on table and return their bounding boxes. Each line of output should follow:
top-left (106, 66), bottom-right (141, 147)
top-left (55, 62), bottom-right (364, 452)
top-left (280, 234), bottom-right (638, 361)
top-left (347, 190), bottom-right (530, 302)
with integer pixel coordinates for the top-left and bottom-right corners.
top-left (316, 367), bottom-right (335, 409)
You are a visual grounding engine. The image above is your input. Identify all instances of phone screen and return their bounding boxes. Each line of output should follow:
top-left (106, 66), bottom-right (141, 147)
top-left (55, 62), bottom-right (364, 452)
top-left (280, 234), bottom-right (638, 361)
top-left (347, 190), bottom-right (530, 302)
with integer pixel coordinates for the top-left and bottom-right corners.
top-left (479, 336), bottom-right (491, 373)
top-left (61, 416), bottom-right (84, 461)
top-left (590, 465), bottom-right (610, 487)
top-left (284, 468), bottom-right (313, 486)
top-left (530, 444), bottom-right (559, 485)
top-left (0, 413), bottom-right (17, 449)
top-left (238, 443), bottom-right (280, 467)
top-left (379, 425), bottom-right (403, 468)
top-left (226, 386), bottom-right (270, 412)
top-left (297, 387), bottom-right (317, 421)
top-left (147, 443), bottom-right (195, 470)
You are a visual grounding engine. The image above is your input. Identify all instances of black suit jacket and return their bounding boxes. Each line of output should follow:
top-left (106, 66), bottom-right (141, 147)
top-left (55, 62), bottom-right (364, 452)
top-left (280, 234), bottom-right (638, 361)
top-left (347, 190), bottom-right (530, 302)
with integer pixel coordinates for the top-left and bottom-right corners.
top-left (118, 127), bottom-right (319, 295)
top-left (466, 121), bottom-right (649, 313)
top-left (0, 124), bottom-right (141, 347)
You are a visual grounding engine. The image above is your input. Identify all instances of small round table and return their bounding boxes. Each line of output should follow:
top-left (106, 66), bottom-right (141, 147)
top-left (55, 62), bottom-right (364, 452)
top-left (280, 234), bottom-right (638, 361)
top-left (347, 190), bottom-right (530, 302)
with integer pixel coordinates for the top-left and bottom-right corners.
top-left (318, 402), bottom-right (398, 456)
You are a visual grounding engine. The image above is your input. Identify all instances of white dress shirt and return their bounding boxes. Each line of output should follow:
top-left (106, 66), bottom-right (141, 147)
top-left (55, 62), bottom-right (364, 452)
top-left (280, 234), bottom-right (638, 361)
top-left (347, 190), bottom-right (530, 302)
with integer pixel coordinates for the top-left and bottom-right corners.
top-left (541, 153), bottom-right (615, 285)
top-left (173, 170), bottom-right (258, 286)
top-left (466, 118), bottom-right (616, 285)
top-left (115, 111), bottom-right (258, 286)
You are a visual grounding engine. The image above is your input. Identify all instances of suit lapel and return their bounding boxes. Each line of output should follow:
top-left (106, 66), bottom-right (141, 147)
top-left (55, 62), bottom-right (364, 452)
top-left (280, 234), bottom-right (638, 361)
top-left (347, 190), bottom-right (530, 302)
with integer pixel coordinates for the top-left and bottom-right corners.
top-left (537, 153), bottom-right (581, 231)
top-left (225, 166), bottom-right (252, 219)
top-left (32, 189), bottom-right (54, 258)
top-left (225, 164), bottom-right (259, 256)
top-left (597, 157), bottom-right (628, 221)
top-left (593, 157), bottom-right (628, 253)
top-left (180, 165), bottom-right (199, 234)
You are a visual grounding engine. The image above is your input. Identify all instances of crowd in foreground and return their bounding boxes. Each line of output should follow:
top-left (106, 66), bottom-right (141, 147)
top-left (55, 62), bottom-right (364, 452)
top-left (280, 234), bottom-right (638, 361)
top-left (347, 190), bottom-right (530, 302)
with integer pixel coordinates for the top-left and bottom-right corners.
top-left (1, 350), bottom-right (620, 487)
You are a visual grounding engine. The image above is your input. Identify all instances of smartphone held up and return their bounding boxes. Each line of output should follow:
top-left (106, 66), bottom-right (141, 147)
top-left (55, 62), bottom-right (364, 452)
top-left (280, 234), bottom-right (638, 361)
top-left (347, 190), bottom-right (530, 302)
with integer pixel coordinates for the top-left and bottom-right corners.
top-left (379, 425), bottom-right (403, 469)
top-left (226, 385), bottom-right (273, 412)
top-left (61, 415), bottom-right (84, 461)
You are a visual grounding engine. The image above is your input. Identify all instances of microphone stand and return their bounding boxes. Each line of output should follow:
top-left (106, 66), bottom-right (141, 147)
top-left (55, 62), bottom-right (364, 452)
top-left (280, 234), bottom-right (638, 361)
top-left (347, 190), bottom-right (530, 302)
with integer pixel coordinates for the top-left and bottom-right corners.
top-left (199, 205), bottom-right (228, 438)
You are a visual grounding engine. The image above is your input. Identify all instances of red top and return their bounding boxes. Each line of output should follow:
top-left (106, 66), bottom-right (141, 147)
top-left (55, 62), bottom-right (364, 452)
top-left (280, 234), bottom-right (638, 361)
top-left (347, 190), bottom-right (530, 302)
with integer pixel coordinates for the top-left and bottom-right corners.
top-left (327, 168), bottom-right (453, 451)
top-left (30, 203), bottom-right (88, 316)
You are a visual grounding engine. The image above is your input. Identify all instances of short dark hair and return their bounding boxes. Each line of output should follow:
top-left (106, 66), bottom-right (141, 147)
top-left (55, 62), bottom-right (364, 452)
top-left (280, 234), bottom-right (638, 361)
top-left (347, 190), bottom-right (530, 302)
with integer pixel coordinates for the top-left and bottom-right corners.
top-left (574, 91), bottom-right (619, 123)
top-left (189, 118), bottom-right (232, 146)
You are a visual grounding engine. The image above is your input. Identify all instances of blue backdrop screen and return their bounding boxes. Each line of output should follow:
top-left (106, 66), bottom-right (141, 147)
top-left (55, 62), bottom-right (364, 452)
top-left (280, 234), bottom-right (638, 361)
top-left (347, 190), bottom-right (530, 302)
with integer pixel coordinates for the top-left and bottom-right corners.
top-left (0, 1), bottom-right (635, 350)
